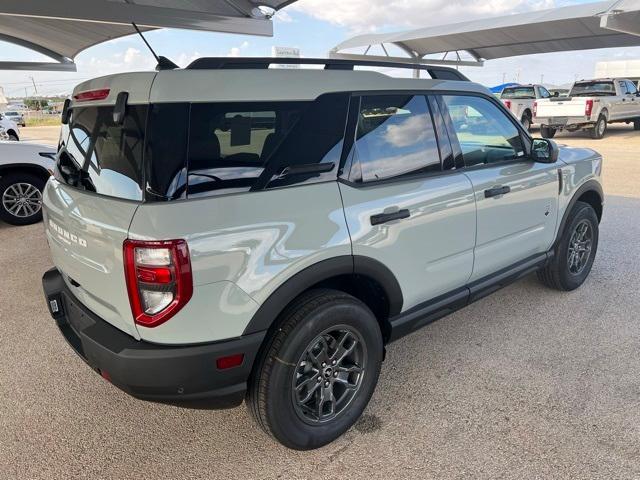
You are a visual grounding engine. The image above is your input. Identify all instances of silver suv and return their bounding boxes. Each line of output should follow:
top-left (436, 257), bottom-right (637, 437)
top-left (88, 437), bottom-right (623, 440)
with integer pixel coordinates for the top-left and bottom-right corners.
top-left (42, 58), bottom-right (603, 450)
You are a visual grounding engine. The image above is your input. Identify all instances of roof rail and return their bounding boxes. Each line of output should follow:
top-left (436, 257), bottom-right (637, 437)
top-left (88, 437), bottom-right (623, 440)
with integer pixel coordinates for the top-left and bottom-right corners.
top-left (185, 57), bottom-right (470, 81)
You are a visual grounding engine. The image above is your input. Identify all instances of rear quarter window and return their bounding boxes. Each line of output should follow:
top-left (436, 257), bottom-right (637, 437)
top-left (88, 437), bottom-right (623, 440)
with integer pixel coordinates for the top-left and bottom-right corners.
top-left (186, 93), bottom-right (349, 197)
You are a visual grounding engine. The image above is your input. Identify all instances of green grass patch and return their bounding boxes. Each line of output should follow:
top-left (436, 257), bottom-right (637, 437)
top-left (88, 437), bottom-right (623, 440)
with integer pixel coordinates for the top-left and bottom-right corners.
top-left (24, 116), bottom-right (61, 127)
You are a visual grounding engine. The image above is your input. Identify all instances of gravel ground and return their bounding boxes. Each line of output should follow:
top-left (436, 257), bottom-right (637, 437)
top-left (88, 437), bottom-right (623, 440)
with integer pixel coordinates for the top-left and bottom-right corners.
top-left (1, 125), bottom-right (639, 479)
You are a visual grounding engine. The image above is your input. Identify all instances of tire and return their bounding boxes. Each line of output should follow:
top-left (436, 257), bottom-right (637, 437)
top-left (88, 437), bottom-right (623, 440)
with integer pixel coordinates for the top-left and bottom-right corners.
top-left (590, 114), bottom-right (607, 139)
top-left (247, 288), bottom-right (383, 450)
top-left (537, 201), bottom-right (599, 291)
top-left (540, 126), bottom-right (556, 138)
top-left (7, 132), bottom-right (19, 141)
top-left (0, 173), bottom-right (46, 225)
top-left (520, 113), bottom-right (532, 132)
top-left (634, 119), bottom-right (640, 131)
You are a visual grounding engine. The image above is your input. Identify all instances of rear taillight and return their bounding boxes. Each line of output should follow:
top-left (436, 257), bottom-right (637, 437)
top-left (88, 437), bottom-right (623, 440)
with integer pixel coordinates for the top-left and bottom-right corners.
top-left (123, 239), bottom-right (193, 328)
top-left (73, 89), bottom-right (110, 102)
top-left (533, 101), bottom-right (538, 117)
top-left (503, 100), bottom-right (511, 109)
top-left (585, 99), bottom-right (594, 118)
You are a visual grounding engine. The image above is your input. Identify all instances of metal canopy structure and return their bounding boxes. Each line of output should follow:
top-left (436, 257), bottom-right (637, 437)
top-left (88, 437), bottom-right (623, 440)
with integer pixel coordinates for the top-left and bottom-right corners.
top-left (0, 0), bottom-right (298, 71)
top-left (331, 0), bottom-right (640, 68)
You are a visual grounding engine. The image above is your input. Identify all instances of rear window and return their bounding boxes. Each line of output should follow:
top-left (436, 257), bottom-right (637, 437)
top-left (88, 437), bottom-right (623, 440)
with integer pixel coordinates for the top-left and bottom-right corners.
top-left (501, 87), bottom-right (535, 99)
top-left (570, 82), bottom-right (615, 97)
top-left (59, 105), bottom-right (147, 201)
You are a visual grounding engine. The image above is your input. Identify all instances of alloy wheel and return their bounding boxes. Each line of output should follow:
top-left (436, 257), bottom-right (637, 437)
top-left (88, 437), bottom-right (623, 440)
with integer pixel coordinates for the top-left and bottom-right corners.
top-left (292, 326), bottom-right (366, 424)
top-left (567, 219), bottom-right (593, 275)
top-left (2, 182), bottom-right (42, 219)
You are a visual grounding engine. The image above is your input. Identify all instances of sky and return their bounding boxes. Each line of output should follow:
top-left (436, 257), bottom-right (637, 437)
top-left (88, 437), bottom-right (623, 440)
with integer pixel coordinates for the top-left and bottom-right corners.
top-left (1, 0), bottom-right (640, 97)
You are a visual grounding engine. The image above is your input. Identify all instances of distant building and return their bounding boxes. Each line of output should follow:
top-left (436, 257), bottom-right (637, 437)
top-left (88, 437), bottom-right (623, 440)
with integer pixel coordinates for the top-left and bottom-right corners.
top-left (595, 60), bottom-right (640, 84)
top-left (271, 46), bottom-right (301, 69)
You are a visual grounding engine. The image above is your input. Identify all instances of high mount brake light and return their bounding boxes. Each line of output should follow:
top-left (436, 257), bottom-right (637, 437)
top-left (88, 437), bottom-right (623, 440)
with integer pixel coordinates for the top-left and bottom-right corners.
top-left (124, 239), bottom-right (193, 328)
top-left (585, 99), bottom-right (594, 118)
top-left (73, 89), bottom-right (110, 102)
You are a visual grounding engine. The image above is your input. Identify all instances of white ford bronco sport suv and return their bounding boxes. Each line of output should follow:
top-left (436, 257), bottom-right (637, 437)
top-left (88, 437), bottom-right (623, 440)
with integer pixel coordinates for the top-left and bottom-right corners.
top-left (42, 58), bottom-right (603, 450)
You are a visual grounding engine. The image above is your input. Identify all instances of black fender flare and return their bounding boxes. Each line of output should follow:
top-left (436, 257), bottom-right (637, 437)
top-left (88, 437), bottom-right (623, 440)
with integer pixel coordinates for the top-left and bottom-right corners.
top-left (554, 179), bottom-right (603, 248)
top-left (242, 255), bottom-right (403, 335)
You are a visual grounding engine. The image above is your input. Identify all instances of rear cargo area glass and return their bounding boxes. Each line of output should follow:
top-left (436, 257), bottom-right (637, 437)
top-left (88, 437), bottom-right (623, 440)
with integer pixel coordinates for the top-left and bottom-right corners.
top-left (61, 106), bottom-right (148, 201)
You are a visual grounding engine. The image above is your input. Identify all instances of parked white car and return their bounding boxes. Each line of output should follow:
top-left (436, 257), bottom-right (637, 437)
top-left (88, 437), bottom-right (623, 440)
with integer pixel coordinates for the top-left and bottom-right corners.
top-left (0, 115), bottom-right (20, 141)
top-left (500, 84), bottom-right (553, 131)
top-left (0, 141), bottom-right (56, 225)
top-left (536, 78), bottom-right (640, 139)
top-left (2, 110), bottom-right (26, 127)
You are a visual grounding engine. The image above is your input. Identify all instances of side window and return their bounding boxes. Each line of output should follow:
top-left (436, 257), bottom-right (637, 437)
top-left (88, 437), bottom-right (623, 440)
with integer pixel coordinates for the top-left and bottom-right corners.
top-left (626, 81), bottom-right (637, 95)
top-left (538, 86), bottom-right (551, 99)
top-left (442, 95), bottom-right (525, 167)
top-left (187, 101), bottom-right (306, 197)
top-left (265, 93), bottom-right (349, 189)
top-left (618, 80), bottom-right (630, 94)
top-left (353, 95), bottom-right (440, 183)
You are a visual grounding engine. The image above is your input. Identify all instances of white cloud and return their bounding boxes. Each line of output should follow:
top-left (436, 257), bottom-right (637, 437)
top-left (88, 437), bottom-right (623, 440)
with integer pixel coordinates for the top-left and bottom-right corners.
top-left (227, 41), bottom-right (250, 57)
top-left (274, 11), bottom-right (295, 23)
top-left (123, 47), bottom-right (141, 65)
top-left (291, 0), bottom-right (555, 32)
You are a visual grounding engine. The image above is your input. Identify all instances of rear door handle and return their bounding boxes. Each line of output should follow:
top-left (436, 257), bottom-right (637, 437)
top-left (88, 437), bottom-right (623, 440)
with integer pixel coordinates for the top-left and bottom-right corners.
top-left (484, 185), bottom-right (511, 198)
top-left (370, 209), bottom-right (410, 226)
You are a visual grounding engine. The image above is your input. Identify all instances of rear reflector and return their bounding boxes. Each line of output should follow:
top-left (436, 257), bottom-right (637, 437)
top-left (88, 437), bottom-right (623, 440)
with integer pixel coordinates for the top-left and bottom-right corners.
top-left (74, 89), bottom-right (110, 102)
top-left (124, 239), bottom-right (193, 328)
top-left (216, 354), bottom-right (244, 370)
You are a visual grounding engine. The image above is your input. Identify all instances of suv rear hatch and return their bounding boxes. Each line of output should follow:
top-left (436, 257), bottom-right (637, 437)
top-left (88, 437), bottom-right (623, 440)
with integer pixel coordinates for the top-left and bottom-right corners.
top-left (43, 73), bottom-right (156, 339)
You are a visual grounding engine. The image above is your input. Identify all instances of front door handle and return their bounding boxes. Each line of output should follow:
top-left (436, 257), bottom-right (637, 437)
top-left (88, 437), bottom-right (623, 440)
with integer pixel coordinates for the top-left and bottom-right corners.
top-left (484, 185), bottom-right (511, 198)
top-left (370, 209), bottom-right (410, 226)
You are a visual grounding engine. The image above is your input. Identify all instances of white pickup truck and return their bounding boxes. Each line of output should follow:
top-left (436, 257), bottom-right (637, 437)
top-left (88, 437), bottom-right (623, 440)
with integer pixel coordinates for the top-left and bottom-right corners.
top-left (499, 84), bottom-right (553, 131)
top-left (536, 78), bottom-right (640, 139)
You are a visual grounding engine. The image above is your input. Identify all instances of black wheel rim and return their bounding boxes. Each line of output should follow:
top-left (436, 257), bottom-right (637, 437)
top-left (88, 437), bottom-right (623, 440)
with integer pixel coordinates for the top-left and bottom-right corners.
top-left (567, 219), bottom-right (593, 275)
top-left (292, 326), bottom-right (366, 424)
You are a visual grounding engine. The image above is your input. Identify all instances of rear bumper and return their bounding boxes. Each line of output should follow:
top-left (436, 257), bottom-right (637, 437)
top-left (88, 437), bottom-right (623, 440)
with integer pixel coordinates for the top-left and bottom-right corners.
top-left (540, 116), bottom-right (593, 130)
top-left (42, 267), bottom-right (265, 408)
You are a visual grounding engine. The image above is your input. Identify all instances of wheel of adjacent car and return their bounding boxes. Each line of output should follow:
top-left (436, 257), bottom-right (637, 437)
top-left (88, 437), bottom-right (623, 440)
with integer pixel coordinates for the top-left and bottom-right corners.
top-left (634, 119), bottom-right (640, 131)
top-left (0, 173), bottom-right (46, 225)
top-left (520, 113), bottom-right (532, 132)
top-left (591, 114), bottom-right (607, 139)
top-left (540, 126), bottom-right (556, 138)
top-left (537, 201), bottom-right (599, 291)
top-left (247, 288), bottom-right (383, 450)
top-left (7, 132), bottom-right (19, 141)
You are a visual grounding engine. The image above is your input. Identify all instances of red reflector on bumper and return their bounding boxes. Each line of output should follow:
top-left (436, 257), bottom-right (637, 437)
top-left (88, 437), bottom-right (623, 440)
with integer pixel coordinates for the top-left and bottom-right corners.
top-left (216, 354), bottom-right (244, 370)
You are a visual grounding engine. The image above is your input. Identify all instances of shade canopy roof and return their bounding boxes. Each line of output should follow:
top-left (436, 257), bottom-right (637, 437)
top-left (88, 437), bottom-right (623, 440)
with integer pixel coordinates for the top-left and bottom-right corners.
top-left (332, 0), bottom-right (640, 66)
top-left (0, 0), bottom-right (297, 71)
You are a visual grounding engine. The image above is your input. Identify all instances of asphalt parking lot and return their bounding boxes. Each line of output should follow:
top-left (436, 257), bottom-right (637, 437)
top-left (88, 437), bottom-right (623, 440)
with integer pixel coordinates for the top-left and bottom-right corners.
top-left (2, 125), bottom-right (639, 479)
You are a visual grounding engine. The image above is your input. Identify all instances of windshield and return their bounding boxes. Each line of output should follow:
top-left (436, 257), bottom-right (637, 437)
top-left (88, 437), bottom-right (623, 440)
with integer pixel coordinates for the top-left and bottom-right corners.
top-left (501, 87), bottom-right (536, 99)
top-left (570, 82), bottom-right (615, 97)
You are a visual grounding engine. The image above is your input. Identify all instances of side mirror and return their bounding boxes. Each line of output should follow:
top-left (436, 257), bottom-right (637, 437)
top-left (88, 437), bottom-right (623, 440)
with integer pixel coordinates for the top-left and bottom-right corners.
top-left (531, 138), bottom-right (559, 163)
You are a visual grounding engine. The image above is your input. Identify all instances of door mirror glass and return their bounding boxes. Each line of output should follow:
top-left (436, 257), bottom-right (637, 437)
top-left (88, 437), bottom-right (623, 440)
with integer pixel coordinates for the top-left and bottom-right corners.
top-left (531, 138), bottom-right (559, 163)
